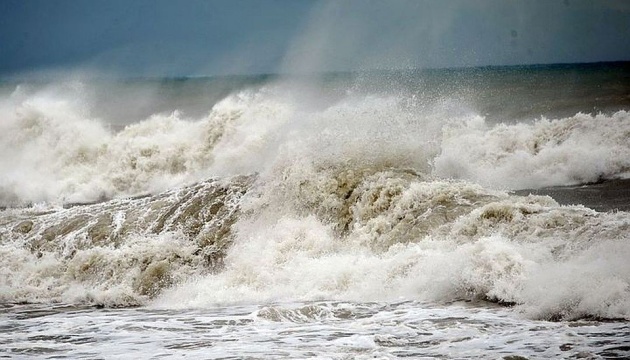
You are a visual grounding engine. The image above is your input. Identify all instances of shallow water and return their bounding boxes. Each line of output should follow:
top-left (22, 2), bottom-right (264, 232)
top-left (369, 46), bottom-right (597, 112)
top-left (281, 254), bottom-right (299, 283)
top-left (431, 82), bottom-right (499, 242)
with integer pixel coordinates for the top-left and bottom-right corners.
top-left (2, 301), bottom-right (629, 359)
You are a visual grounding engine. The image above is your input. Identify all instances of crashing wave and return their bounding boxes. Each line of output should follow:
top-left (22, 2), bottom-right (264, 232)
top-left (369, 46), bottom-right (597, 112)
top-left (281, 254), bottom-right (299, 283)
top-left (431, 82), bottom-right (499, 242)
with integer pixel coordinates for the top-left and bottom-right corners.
top-left (1, 83), bottom-right (629, 321)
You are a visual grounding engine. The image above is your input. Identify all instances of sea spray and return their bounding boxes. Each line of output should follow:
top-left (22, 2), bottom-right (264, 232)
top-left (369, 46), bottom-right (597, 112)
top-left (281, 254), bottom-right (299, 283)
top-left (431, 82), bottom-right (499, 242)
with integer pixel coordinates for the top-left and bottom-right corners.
top-left (3, 80), bottom-right (630, 208)
top-left (155, 168), bottom-right (630, 320)
top-left (434, 111), bottom-right (630, 189)
top-left (1, 72), bottom-right (630, 322)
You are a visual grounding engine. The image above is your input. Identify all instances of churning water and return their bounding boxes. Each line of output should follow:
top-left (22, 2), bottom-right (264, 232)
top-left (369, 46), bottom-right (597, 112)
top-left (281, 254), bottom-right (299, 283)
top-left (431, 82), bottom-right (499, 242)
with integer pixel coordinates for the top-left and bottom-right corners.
top-left (1, 63), bottom-right (630, 358)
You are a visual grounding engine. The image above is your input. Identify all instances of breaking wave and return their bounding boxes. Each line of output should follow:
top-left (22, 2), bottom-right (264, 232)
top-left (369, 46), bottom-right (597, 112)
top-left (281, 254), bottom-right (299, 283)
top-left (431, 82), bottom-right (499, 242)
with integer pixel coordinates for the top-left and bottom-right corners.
top-left (1, 80), bottom-right (629, 321)
top-left (434, 111), bottom-right (630, 189)
top-left (2, 83), bottom-right (629, 206)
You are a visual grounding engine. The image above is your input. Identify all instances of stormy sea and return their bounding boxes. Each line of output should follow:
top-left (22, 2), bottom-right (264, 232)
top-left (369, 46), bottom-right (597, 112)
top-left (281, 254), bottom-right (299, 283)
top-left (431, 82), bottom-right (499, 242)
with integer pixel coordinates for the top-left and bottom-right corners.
top-left (1, 62), bottom-right (630, 359)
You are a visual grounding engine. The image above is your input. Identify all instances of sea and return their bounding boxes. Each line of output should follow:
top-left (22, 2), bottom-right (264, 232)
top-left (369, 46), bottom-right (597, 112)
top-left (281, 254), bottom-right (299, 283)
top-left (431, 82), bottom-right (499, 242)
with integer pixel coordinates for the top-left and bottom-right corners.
top-left (1, 62), bottom-right (629, 359)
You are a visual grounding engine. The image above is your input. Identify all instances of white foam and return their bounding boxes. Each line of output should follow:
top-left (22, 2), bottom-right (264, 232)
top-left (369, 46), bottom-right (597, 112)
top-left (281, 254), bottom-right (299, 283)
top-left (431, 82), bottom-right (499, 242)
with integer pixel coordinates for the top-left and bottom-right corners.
top-left (155, 171), bottom-right (630, 320)
top-left (0, 230), bottom-right (203, 306)
top-left (2, 80), bottom-right (630, 320)
top-left (2, 81), bottom-right (629, 205)
top-left (0, 85), bottom-right (256, 205)
top-left (433, 111), bottom-right (630, 189)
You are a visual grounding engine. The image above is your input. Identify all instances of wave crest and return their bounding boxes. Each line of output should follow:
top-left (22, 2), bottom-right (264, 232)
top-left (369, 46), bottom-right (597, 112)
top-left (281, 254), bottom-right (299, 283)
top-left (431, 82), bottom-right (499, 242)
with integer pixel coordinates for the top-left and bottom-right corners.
top-left (434, 111), bottom-right (630, 189)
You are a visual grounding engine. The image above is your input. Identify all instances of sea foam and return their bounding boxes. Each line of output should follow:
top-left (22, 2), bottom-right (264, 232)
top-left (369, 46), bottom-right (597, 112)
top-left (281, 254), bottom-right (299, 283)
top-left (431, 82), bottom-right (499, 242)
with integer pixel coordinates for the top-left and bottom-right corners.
top-left (1, 80), bottom-right (629, 320)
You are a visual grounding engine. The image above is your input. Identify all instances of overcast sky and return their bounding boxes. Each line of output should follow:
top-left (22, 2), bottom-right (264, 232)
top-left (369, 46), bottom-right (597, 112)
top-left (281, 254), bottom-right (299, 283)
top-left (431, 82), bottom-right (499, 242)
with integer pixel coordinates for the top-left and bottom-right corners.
top-left (1, 0), bottom-right (629, 77)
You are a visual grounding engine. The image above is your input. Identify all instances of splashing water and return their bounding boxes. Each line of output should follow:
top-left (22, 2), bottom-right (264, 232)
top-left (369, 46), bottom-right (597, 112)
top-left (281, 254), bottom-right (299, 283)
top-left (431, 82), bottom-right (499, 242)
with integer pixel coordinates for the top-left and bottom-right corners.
top-left (1, 67), bottom-right (630, 358)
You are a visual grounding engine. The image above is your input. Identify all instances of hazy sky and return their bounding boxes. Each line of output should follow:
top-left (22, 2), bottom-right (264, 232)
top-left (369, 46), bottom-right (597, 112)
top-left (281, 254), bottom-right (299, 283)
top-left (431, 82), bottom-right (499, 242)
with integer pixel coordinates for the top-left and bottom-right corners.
top-left (1, 0), bottom-right (629, 77)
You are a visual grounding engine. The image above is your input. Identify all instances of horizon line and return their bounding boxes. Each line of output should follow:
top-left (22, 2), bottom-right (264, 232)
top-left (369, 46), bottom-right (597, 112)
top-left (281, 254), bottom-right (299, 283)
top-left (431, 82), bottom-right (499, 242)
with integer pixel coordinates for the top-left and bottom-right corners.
top-left (2, 60), bottom-right (629, 83)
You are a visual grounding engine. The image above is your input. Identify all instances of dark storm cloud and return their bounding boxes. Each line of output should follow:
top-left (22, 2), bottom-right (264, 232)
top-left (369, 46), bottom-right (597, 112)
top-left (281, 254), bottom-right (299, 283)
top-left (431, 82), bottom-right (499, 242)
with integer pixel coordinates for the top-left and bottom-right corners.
top-left (0, 0), bottom-right (628, 77)
top-left (0, 0), bottom-right (315, 76)
top-left (282, 0), bottom-right (630, 73)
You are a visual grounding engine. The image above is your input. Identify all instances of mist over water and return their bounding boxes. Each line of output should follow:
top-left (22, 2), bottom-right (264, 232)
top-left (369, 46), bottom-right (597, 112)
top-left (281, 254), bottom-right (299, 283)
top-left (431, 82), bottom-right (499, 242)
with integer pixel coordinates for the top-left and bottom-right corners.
top-left (0, 63), bottom-right (629, 206)
top-left (2, 0), bottom-right (630, 357)
top-left (1, 63), bottom-right (630, 358)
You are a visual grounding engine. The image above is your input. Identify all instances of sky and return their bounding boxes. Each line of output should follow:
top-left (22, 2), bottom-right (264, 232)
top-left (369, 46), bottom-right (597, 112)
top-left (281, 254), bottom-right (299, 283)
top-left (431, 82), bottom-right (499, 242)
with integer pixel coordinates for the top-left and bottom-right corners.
top-left (1, 0), bottom-right (629, 77)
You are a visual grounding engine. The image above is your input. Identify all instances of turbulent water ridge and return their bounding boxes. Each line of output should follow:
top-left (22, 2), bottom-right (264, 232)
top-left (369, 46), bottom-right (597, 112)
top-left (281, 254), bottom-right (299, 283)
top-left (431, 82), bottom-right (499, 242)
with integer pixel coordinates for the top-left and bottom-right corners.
top-left (1, 70), bottom-right (630, 322)
top-left (1, 167), bottom-right (629, 321)
top-left (1, 71), bottom-right (630, 207)
top-left (0, 176), bottom-right (252, 306)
